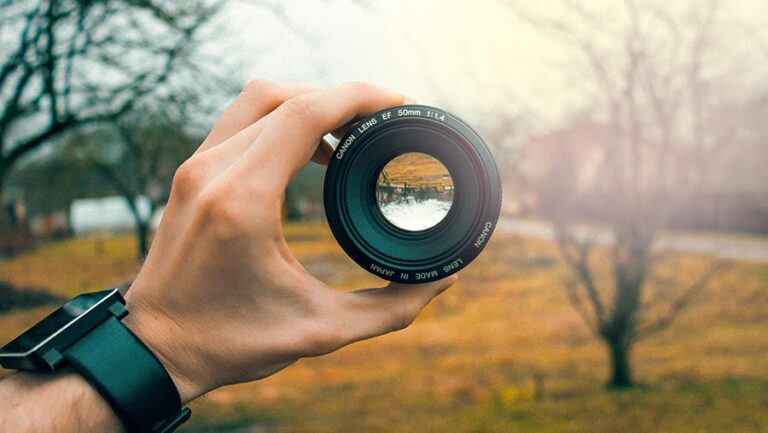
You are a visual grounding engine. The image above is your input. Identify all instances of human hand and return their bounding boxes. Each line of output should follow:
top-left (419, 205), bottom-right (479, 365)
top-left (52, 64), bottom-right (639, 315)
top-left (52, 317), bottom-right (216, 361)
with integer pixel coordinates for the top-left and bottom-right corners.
top-left (123, 80), bottom-right (458, 403)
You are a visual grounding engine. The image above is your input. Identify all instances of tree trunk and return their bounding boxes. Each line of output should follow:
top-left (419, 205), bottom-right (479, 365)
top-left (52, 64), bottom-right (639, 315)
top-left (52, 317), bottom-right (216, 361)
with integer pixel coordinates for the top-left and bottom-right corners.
top-left (0, 160), bottom-right (8, 208)
top-left (122, 197), bottom-right (151, 259)
top-left (0, 164), bottom-right (10, 231)
top-left (606, 338), bottom-right (633, 388)
top-left (136, 219), bottom-right (150, 258)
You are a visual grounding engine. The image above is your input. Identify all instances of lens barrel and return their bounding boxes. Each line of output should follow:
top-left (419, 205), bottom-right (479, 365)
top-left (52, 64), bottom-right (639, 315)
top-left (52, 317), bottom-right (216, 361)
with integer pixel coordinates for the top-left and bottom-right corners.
top-left (323, 105), bottom-right (501, 283)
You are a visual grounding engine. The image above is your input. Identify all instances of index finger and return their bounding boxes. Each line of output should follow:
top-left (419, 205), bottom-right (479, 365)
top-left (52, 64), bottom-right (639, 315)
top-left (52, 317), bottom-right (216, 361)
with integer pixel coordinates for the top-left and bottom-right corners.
top-left (196, 79), bottom-right (319, 154)
top-left (239, 82), bottom-right (405, 186)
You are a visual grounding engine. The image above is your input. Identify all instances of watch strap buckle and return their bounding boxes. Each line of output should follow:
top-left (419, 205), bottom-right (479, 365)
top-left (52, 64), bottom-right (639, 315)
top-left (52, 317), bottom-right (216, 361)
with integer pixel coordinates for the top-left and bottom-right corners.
top-left (153, 407), bottom-right (192, 433)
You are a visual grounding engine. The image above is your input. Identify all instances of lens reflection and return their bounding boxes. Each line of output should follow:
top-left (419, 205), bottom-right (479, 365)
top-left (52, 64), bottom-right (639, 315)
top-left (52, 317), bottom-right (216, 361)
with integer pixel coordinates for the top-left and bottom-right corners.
top-left (375, 152), bottom-right (454, 231)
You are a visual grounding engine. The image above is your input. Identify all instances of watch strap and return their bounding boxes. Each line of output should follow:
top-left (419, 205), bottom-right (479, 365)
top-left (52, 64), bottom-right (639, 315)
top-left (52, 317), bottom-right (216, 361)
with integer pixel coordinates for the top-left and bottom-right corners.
top-left (63, 315), bottom-right (190, 432)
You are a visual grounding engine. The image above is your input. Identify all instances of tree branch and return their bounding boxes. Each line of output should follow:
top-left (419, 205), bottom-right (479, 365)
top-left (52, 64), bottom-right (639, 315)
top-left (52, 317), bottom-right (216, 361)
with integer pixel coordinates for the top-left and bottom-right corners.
top-left (3, 100), bottom-right (134, 168)
top-left (564, 279), bottom-right (599, 332)
top-left (0, 4), bottom-right (40, 91)
top-left (89, 156), bottom-right (143, 224)
top-left (635, 260), bottom-right (730, 339)
top-left (554, 222), bottom-right (607, 326)
top-left (0, 0), bottom-right (218, 183)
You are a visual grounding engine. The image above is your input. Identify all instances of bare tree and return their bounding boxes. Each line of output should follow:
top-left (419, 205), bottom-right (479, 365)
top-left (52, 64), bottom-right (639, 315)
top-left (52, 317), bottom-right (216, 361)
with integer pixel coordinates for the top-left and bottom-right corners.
top-left (0, 0), bottom-right (218, 210)
top-left (65, 101), bottom-right (199, 257)
top-left (510, 0), bottom-right (759, 387)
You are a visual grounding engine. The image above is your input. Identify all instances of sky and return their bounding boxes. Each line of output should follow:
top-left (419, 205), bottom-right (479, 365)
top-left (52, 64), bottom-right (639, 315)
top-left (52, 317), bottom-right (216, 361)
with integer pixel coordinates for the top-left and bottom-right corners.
top-left (205, 0), bottom-right (768, 137)
top-left (7, 0), bottom-right (767, 167)
top-left (205, 0), bottom-right (576, 130)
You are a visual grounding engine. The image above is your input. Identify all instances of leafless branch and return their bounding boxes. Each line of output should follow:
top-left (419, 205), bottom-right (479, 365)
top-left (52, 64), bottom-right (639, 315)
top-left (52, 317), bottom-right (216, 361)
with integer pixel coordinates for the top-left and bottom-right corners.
top-left (564, 278), bottom-right (599, 332)
top-left (0, 0), bottom-right (219, 191)
top-left (635, 260), bottom-right (730, 340)
top-left (554, 222), bottom-right (607, 325)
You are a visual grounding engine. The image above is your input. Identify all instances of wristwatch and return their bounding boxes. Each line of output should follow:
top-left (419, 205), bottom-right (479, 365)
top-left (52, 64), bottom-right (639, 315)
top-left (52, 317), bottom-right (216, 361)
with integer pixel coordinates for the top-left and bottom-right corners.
top-left (0, 289), bottom-right (191, 433)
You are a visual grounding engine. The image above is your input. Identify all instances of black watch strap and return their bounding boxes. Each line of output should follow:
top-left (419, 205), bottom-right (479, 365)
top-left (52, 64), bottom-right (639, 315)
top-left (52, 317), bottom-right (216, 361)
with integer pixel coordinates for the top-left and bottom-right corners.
top-left (63, 315), bottom-right (191, 433)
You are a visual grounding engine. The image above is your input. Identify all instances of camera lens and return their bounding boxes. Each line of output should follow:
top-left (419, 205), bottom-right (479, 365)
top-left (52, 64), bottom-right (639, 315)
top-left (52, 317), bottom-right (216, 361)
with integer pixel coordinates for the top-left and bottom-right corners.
top-left (324, 105), bottom-right (501, 283)
top-left (375, 152), bottom-right (454, 232)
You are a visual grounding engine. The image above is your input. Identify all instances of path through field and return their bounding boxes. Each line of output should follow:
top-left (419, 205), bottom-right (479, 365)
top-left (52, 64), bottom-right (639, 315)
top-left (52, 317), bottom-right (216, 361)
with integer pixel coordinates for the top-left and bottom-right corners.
top-left (498, 217), bottom-right (768, 262)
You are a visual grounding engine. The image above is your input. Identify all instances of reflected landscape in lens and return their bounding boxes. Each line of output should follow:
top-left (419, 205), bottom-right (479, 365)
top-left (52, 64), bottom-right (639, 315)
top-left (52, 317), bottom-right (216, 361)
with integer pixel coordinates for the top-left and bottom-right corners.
top-left (375, 152), bottom-right (454, 231)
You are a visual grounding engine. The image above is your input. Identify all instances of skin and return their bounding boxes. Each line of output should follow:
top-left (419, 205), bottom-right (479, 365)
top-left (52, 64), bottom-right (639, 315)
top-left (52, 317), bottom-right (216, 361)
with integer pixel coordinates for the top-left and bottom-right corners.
top-left (0, 80), bottom-right (457, 432)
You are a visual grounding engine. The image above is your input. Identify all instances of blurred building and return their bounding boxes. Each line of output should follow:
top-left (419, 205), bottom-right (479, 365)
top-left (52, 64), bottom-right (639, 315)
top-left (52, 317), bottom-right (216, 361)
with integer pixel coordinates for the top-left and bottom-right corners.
top-left (0, 200), bottom-right (36, 255)
top-left (69, 196), bottom-right (161, 235)
top-left (521, 122), bottom-right (768, 233)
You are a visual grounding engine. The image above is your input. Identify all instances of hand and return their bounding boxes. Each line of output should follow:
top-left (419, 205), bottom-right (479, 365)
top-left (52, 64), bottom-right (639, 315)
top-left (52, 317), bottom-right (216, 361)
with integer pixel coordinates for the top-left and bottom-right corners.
top-left (123, 80), bottom-right (457, 403)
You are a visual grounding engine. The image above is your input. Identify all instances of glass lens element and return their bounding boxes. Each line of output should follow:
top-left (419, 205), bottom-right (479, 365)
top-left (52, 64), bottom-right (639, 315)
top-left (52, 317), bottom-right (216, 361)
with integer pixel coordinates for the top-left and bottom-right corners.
top-left (375, 152), bottom-right (454, 231)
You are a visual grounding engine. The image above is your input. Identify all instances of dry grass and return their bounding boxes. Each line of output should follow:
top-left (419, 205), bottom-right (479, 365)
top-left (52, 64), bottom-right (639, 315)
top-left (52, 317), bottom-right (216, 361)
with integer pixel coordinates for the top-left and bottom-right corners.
top-left (378, 152), bottom-right (454, 189)
top-left (1, 223), bottom-right (767, 433)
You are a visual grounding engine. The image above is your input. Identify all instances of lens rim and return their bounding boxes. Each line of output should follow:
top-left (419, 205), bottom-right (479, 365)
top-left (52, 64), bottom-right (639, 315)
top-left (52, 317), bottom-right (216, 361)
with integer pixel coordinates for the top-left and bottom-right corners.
top-left (324, 105), bottom-right (501, 283)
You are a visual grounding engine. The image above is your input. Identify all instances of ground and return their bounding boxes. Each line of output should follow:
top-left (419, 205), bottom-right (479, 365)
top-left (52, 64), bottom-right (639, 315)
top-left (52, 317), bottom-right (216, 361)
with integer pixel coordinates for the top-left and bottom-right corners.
top-left (0, 222), bottom-right (766, 433)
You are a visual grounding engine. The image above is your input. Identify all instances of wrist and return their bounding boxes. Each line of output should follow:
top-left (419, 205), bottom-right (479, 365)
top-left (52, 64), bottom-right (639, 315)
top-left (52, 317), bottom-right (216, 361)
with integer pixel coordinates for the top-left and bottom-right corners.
top-left (0, 370), bottom-right (124, 433)
top-left (122, 293), bottom-right (208, 403)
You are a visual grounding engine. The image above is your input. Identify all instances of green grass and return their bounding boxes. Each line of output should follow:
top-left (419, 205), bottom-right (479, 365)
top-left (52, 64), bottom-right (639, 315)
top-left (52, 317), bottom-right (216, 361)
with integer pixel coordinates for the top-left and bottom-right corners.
top-left (1, 223), bottom-right (767, 433)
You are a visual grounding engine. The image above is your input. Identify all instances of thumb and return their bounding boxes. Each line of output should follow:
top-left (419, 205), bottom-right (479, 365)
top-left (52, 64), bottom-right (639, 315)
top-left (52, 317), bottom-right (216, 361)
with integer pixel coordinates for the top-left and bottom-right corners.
top-left (338, 275), bottom-right (458, 344)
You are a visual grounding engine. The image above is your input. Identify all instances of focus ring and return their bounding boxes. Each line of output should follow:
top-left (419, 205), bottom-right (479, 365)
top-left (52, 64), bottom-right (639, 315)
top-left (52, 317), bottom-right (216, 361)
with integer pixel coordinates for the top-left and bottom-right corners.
top-left (324, 105), bottom-right (501, 283)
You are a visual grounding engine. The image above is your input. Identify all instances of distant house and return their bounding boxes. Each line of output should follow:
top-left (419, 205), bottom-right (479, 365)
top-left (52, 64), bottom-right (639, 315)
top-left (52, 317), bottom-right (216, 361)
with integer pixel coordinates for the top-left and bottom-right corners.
top-left (69, 196), bottom-right (162, 235)
top-left (0, 201), bottom-right (36, 255)
top-left (28, 211), bottom-right (68, 238)
top-left (520, 121), bottom-right (768, 232)
top-left (518, 121), bottom-right (609, 217)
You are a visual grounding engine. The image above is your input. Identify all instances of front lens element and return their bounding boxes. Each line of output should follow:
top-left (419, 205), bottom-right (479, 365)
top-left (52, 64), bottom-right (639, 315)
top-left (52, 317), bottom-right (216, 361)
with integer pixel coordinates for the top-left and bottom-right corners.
top-left (375, 152), bottom-right (454, 231)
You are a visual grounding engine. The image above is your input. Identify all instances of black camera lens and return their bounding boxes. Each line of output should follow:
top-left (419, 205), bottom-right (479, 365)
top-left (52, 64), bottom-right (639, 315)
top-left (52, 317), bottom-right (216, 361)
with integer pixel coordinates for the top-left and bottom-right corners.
top-left (323, 105), bottom-right (501, 283)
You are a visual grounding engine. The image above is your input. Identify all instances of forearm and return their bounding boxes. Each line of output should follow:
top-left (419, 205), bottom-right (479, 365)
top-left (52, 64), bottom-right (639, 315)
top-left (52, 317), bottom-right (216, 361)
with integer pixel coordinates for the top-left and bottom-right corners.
top-left (0, 371), bottom-right (123, 433)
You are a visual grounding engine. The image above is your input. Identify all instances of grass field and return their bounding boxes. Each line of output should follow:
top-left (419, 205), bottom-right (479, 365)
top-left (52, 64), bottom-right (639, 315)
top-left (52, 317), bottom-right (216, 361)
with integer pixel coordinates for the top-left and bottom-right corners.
top-left (1, 223), bottom-right (767, 432)
top-left (378, 152), bottom-right (454, 190)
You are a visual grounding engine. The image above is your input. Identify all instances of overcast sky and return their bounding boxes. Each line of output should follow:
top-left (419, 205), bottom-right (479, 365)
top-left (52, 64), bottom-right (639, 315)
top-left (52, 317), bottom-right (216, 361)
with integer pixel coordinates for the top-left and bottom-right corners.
top-left (206, 0), bottom-right (576, 129)
top-left (203, 0), bottom-right (767, 133)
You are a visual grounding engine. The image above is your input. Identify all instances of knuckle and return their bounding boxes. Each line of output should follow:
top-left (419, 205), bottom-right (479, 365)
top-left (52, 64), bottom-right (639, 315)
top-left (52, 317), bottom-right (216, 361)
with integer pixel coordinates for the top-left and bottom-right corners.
top-left (342, 80), bottom-right (374, 94)
top-left (241, 78), bottom-right (283, 108)
top-left (171, 159), bottom-right (207, 198)
top-left (280, 95), bottom-right (320, 121)
top-left (196, 186), bottom-right (245, 236)
top-left (196, 177), bottom-right (280, 238)
top-left (241, 78), bottom-right (275, 98)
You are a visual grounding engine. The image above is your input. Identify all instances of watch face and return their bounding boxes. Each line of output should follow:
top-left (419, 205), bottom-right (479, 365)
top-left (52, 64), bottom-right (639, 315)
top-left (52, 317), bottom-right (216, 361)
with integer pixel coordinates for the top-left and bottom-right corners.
top-left (0, 289), bottom-right (118, 357)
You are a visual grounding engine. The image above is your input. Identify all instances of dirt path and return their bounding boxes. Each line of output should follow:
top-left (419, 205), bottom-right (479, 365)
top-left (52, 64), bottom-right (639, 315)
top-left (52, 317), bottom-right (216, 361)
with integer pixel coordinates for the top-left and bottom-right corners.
top-left (497, 217), bottom-right (768, 262)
